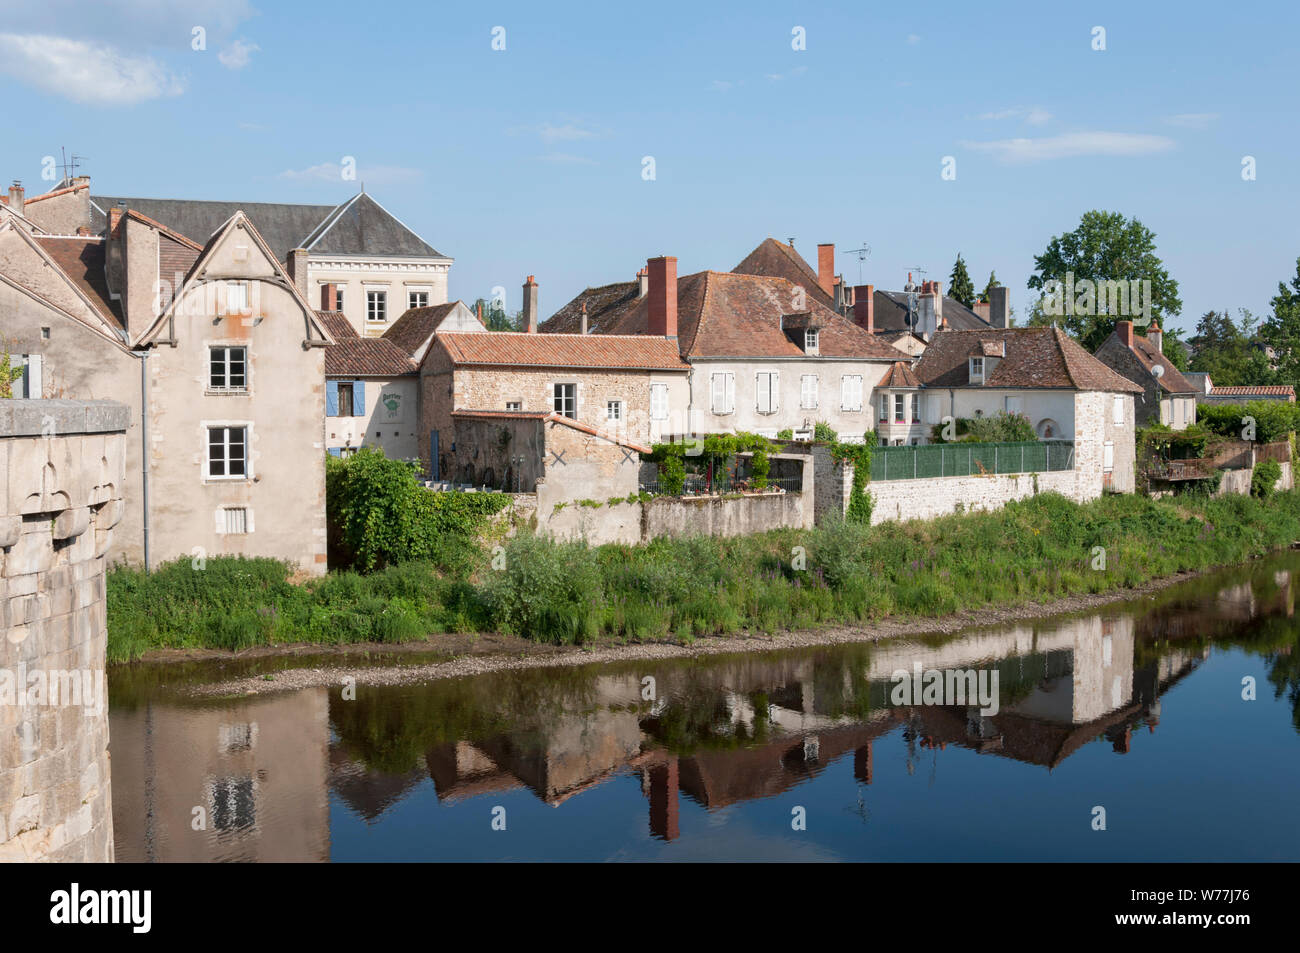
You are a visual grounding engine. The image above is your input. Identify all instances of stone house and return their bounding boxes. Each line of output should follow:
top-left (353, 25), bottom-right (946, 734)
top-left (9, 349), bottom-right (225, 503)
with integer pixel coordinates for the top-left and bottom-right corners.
top-left (316, 302), bottom-right (421, 462)
top-left (85, 186), bottom-right (449, 339)
top-left (542, 255), bottom-right (906, 442)
top-left (912, 327), bottom-right (1143, 492)
top-left (1094, 320), bottom-right (1198, 428)
top-left (0, 204), bottom-right (334, 574)
top-left (420, 328), bottom-right (690, 485)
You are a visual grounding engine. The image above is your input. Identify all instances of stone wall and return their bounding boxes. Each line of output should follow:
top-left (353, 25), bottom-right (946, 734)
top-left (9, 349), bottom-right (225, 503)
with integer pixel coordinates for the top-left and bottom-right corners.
top-left (543, 489), bottom-right (811, 546)
top-left (868, 469), bottom-right (1078, 524)
top-left (0, 399), bottom-right (127, 862)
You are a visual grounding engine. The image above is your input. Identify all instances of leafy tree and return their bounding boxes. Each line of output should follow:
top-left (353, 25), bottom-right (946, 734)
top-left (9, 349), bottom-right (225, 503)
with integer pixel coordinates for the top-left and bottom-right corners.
top-left (949, 253), bottom-right (975, 309)
top-left (1026, 210), bottom-right (1182, 351)
top-left (979, 271), bottom-right (1000, 303)
top-left (1262, 257), bottom-right (1300, 388)
top-left (0, 349), bottom-right (25, 398)
top-left (473, 297), bottom-right (522, 332)
top-left (1160, 326), bottom-right (1191, 372)
top-left (1189, 309), bottom-right (1275, 385)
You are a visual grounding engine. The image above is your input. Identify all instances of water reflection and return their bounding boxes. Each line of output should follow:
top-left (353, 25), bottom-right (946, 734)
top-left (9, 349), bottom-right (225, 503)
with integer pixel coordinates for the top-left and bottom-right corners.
top-left (108, 557), bottom-right (1300, 862)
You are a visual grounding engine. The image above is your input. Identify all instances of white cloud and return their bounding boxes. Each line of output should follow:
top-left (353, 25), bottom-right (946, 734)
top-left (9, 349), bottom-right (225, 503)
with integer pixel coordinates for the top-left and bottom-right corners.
top-left (907, 34), bottom-right (921, 44)
top-left (1164, 112), bottom-right (1218, 129)
top-left (217, 37), bottom-right (259, 70)
top-left (0, 32), bottom-right (183, 104)
top-left (538, 122), bottom-right (598, 145)
top-left (977, 105), bottom-right (1053, 125)
top-left (961, 131), bottom-right (1176, 162)
top-left (0, 0), bottom-right (257, 48)
top-left (278, 162), bottom-right (421, 185)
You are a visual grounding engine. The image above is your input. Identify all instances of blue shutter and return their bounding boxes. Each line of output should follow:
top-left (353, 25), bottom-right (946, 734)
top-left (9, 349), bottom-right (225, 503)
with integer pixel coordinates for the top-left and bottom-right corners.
top-left (328, 447), bottom-right (342, 457)
top-left (353, 380), bottom-right (365, 416)
top-left (326, 380), bottom-right (339, 416)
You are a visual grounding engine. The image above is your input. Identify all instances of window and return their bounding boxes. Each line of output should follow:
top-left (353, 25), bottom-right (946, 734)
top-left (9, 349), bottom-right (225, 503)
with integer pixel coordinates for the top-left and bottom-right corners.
top-left (710, 372), bottom-right (735, 415)
top-left (1103, 440), bottom-right (1115, 472)
top-left (879, 393), bottom-right (889, 422)
top-left (894, 393), bottom-right (905, 423)
top-left (606, 400), bottom-right (623, 422)
top-left (326, 380), bottom-right (365, 417)
top-left (1005, 395), bottom-right (1023, 416)
top-left (13, 354), bottom-right (42, 398)
top-left (970, 356), bottom-right (984, 383)
top-left (209, 347), bottom-right (247, 391)
top-left (408, 290), bottom-right (429, 310)
top-left (650, 383), bottom-right (669, 421)
top-left (840, 375), bottom-right (863, 412)
top-left (800, 374), bottom-right (819, 410)
top-left (755, 371), bottom-right (779, 414)
top-left (366, 290), bottom-right (387, 323)
top-left (553, 383), bottom-right (577, 419)
top-left (219, 507), bottom-right (249, 535)
top-left (506, 401), bottom-right (522, 411)
top-left (804, 329), bottom-right (819, 354)
top-left (207, 426), bottom-right (248, 479)
top-left (1113, 395), bottom-right (1125, 425)
top-left (225, 281), bottom-right (249, 315)
top-left (334, 287), bottom-right (345, 311)
top-left (912, 396), bottom-right (921, 423)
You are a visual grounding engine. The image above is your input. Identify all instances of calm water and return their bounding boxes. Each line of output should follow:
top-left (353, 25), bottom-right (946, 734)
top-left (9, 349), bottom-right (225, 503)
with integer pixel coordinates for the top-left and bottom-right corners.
top-left (108, 554), bottom-right (1300, 862)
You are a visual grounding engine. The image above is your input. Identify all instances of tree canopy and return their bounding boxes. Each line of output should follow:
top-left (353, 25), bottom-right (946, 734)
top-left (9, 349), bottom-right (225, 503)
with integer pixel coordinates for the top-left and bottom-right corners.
top-left (948, 254), bottom-right (975, 309)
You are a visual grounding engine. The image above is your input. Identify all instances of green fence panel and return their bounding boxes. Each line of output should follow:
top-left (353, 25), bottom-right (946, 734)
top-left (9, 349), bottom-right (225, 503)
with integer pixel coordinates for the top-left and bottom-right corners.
top-left (869, 441), bottom-right (1074, 481)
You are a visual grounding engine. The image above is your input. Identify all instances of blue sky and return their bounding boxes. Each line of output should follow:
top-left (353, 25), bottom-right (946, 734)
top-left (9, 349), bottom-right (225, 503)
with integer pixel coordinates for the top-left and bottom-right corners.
top-left (2, 0), bottom-right (1297, 335)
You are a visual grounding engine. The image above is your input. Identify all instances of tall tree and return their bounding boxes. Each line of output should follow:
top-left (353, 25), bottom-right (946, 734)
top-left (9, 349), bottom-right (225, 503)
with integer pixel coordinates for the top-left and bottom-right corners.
top-left (1263, 257), bottom-right (1300, 388)
top-left (1026, 210), bottom-right (1182, 351)
top-left (980, 271), bottom-right (1000, 303)
top-left (949, 254), bottom-right (975, 309)
top-left (473, 297), bottom-right (522, 332)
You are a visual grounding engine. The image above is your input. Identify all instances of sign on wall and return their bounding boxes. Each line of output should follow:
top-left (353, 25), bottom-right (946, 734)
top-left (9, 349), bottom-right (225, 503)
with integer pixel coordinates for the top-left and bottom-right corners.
top-left (380, 391), bottom-right (404, 423)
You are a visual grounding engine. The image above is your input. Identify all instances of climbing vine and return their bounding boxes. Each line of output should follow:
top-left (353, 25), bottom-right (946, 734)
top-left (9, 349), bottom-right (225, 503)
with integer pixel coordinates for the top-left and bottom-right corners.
top-left (830, 437), bottom-right (875, 524)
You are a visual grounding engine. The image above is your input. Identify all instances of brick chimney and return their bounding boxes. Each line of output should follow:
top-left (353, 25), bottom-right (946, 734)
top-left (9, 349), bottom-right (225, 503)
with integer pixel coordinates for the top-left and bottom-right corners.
top-left (1148, 321), bottom-right (1163, 353)
top-left (7, 180), bottom-right (23, 211)
top-left (1117, 320), bottom-right (1134, 348)
top-left (522, 275), bottom-right (538, 333)
top-left (637, 267), bottom-right (649, 299)
top-left (988, 285), bottom-right (1009, 329)
top-left (853, 284), bottom-right (875, 334)
top-left (817, 244), bottom-right (835, 297)
top-left (580, 301), bottom-right (588, 335)
top-left (647, 256), bottom-right (677, 340)
top-left (321, 283), bottom-right (338, 310)
top-left (287, 248), bottom-right (309, 299)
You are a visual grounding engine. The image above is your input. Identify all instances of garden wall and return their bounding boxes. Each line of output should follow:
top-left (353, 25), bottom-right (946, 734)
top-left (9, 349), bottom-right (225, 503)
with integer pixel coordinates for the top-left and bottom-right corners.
top-left (543, 489), bottom-right (811, 546)
top-left (867, 469), bottom-right (1078, 524)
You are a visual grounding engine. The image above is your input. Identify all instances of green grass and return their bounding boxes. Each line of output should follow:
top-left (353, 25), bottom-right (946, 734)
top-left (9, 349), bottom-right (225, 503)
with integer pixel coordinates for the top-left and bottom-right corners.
top-left (106, 489), bottom-right (1300, 661)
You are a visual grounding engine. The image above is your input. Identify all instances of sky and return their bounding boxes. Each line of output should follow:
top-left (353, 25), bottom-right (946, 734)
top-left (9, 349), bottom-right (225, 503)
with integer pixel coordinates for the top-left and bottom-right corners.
top-left (1, 0), bottom-right (1298, 336)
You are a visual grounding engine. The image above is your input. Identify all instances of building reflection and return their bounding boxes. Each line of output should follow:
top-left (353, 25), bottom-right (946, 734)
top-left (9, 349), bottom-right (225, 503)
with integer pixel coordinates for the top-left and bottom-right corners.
top-left (110, 568), bottom-right (1299, 857)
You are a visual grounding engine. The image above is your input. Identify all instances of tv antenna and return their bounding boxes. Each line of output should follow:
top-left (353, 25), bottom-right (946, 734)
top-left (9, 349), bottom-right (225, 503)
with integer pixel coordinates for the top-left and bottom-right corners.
top-left (844, 243), bottom-right (871, 285)
top-left (58, 147), bottom-right (88, 185)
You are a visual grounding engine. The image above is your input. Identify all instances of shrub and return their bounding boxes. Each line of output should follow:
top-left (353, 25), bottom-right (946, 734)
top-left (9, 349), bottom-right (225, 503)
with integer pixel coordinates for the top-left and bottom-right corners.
top-left (480, 534), bottom-right (603, 643)
top-left (1199, 401), bottom-right (1300, 444)
top-left (814, 421), bottom-right (838, 443)
top-left (1253, 459), bottom-right (1282, 498)
top-left (932, 411), bottom-right (1035, 444)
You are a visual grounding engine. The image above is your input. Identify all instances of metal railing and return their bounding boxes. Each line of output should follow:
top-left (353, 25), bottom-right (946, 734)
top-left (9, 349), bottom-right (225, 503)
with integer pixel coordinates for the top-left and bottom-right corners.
top-left (870, 440), bottom-right (1075, 482)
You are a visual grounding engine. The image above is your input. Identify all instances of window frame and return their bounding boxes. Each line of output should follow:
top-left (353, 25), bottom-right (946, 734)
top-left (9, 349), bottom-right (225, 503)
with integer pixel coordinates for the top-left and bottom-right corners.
top-left (755, 371), bottom-right (779, 415)
top-left (366, 290), bottom-right (388, 323)
top-left (553, 382), bottom-right (578, 419)
top-left (606, 400), bottom-right (623, 422)
top-left (840, 374), bottom-right (863, 412)
top-left (208, 345), bottom-right (249, 393)
top-left (408, 290), bottom-right (430, 311)
top-left (650, 383), bottom-right (669, 421)
top-left (205, 424), bottom-right (252, 482)
top-left (800, 374), bottom-right (819, 410)
top-left (970, 356), bottom-right (985, 383)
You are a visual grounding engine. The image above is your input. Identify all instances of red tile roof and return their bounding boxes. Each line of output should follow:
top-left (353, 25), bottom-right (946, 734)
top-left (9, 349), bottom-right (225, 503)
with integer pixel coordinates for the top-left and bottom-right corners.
top-left (437, 331), bottom-right (689, 370)
top-left (318, 311), bottom-right (416, 376)
top-left (1209, 385), bottom-right (1295, 396)
top-left (877, 361), bottom-right (921, 388)
top-left (731, 238), bottom-right (833, 307)
top-left (22, 182), bottom-right (89, 206)
top-left (542, 270), bottom-right (903, 361)
top-left (915, 327), bottom-right (1143, 392)
top-left (33, 236), bottom-right (124, 331)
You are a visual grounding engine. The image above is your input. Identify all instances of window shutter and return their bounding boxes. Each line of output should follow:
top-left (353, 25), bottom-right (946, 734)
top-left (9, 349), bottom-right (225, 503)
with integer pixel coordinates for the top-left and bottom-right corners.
top-left (23, 354), bottom-right (42, 399)
top-left (353, 380), bottom-right (365, 416)
top-left (725, 374), bottom-right (735, 414)
top-left (328, 447), bottom-right (342, 457)
top-left (755, 373), bottom-right (766, 413)
top-left (770, 371), bottom-right (779, 412)
top-left (326, 380), bottom-right (339, 416)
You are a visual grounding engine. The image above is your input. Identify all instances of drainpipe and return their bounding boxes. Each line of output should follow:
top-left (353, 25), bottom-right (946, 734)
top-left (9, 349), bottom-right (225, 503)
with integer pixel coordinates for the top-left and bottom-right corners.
top-left (136, 349), bottom-right (152, 571)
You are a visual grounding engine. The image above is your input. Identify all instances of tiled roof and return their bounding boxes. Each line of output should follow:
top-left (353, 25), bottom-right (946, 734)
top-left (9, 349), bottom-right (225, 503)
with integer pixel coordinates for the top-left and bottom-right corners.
top-left (318, 310), bottom-right (416, 376)
top-left (439, 331), bottom-right (689, 370)
top-left (33, 236), bottom-right (124, 331)
top-left (91, 191), bottom-right (444, 262)
top-left (915, 327), bottom-right (1143, 392)
top-left (872, 290), bottom-right (992, 332)
top-left (731, 238), bottom-right (832, 307)
top-left (1210, 385), bottom-right (1296, 396)
top-left (1100, 328), bottom-right (1197, 394)
top-left (543, 270), bottom-right (904, 361)
top-left (383, 302), bottom-right (460, 356)
top-left (21, 182), bottom-right (89, 205)
top-left (544, 280), bottom-right (642, 334)
top-left (877, 361), bottom-right (921, 388)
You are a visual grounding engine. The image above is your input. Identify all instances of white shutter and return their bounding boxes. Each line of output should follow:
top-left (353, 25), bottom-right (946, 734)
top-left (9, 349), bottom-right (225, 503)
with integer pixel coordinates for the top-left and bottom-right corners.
top-left (1103, 441), bottom-right (1115, 470)
top-left (724, 373), bottom-right (735, 414)
top-left (770, 371), bottom-right (779, 412)
top-left (801, 375), bottom-right (818, 409)
top-left (23, 354), bottom-right (42, 399)
top-left (711, 374), bottom-right (724, 414)
top-left (650, 383), bottom-right (668, 420)
top-left (1113, 395), bottom-right (1124, 425)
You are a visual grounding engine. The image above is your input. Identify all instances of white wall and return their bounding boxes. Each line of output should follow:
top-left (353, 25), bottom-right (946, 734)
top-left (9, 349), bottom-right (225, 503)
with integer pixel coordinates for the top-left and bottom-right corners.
top-left (310, 257), bottom-right (450, 338)
top-left (326, 376), bottom-right (420, 461)
top-left (930, 388), bottom-right (1079, 439)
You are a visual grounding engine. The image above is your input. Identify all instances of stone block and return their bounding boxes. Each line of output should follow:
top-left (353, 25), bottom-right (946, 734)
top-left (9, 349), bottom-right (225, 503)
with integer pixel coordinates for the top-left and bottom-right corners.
top-left (52, 506), bottom-right (90, 541)
top-left (0, 515), bottom-right (20, 548)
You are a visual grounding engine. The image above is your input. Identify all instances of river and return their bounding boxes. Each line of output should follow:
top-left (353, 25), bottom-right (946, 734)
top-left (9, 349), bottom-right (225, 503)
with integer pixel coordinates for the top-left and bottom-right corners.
top-left (106, 552), bottom-right (1300, 862)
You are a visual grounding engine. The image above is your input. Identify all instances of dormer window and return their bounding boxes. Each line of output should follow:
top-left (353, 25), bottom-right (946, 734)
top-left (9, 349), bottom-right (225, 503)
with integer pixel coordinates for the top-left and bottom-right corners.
top-left (970, 356), bottom-right (985, 384)
top-left (804, 329), bottom-right (819, 355)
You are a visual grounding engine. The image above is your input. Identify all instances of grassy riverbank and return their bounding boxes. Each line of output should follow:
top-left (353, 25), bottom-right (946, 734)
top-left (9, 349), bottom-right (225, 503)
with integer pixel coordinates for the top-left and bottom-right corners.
top-left (106, 489), bottom-right (1300, 662)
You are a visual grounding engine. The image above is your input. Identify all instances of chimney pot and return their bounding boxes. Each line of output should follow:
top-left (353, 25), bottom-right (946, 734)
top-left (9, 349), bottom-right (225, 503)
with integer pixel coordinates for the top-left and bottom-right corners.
top-left (1148, 321), bottom-right (1163, 353)
top-left (647, 256), bottom-right (678, 341)
top-left (1117, 320), bottom-right (1134, 348)
top-left (7, 180), bottom-right (24, 210)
